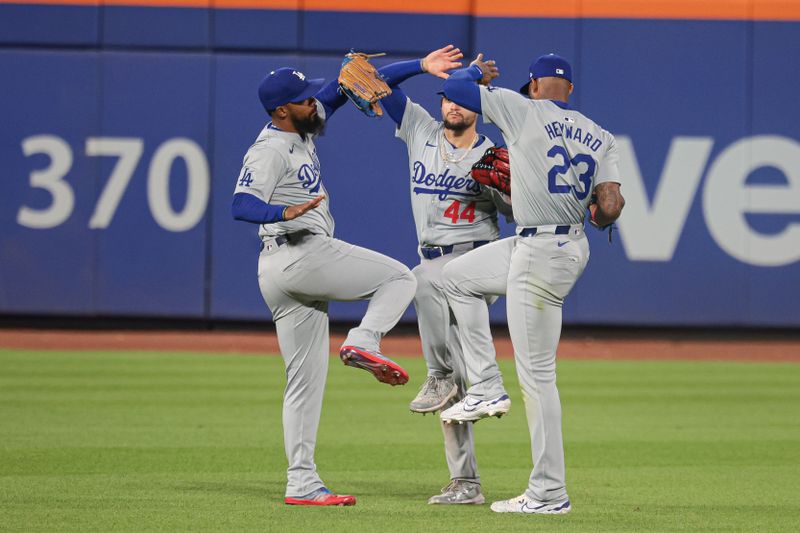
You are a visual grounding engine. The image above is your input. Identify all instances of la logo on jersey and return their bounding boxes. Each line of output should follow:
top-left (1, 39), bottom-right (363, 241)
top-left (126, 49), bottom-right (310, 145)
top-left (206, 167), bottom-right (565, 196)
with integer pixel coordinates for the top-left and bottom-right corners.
top-left (292, 71), bottom-right (306, 81)
top-left (238, 168), bottom-right (254, 187)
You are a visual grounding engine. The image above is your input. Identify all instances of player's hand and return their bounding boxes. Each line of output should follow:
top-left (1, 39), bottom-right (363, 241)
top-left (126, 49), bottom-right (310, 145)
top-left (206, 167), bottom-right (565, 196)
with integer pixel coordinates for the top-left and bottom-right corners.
top-left (421, 44), bottom-right (464, 79)
top-left (284, 194), bottom-right (325, 220)
top-left (470, 53), bottom-right (499, 85)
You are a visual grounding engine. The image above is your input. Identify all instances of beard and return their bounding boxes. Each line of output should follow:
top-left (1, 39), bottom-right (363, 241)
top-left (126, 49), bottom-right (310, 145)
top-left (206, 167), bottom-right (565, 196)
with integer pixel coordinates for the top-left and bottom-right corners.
top-left (443, 114), bottom-right (475, 133)
top-left (291, 113), bottom-right (325, 139)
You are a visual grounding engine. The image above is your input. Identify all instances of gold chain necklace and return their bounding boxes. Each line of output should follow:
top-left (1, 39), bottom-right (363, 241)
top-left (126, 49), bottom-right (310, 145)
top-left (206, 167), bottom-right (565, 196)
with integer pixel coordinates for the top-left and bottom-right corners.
top-left (439, 130), bottom-right (479, 164)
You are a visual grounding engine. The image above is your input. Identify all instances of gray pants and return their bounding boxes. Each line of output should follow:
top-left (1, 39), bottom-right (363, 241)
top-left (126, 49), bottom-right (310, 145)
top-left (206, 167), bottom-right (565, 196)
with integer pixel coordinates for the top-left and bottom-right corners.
top-left (412, 243), bottom-right (484, 482)
top-left (441, 238), bottom-right (514, 399)
top-left (442, 229), bottom-right (588, 503)
top-left (257, 232), bottom-right (417, 498)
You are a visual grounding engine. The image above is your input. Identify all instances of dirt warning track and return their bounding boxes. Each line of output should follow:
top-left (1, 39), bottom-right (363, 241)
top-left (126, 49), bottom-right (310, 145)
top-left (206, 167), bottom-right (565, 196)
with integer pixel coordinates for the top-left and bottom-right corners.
top-left (1, 328), bottom-right (798, 363)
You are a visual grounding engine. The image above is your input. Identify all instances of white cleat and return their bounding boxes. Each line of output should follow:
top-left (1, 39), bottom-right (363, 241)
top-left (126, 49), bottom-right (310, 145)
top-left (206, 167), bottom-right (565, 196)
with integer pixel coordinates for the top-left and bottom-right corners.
top-left (440, 394), bottom-right (510, 424)
top-left (490, 494), bottom-right (571, 514)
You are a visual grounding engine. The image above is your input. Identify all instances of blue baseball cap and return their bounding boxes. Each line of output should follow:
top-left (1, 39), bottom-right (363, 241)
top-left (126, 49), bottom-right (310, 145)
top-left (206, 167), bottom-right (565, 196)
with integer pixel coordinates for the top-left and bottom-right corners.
top-left (519, 53), bottom-right (573, 94)
top-left (258, 67), bottom-right (325, 112)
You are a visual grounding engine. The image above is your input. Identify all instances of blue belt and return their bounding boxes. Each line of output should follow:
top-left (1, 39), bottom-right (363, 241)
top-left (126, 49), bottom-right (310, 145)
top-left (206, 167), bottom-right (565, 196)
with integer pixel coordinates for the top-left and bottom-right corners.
top-left (519, 225), bottom-right (570, 237)
top-left (260, 234), bottom-right (291, 252)
top-left (420, 240), bottom-right (490, 260)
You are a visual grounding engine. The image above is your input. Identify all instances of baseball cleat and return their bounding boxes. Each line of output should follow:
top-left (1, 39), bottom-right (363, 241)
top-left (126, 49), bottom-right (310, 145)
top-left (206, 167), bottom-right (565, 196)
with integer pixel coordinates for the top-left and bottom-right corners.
top-left (339, 346), bottom-right (409, 386)
top-left (490, 494), bottom-right (570, 514)
top-left (428, 480), bottom-right (485, 505)
top-left (440, 394), bottom-right (510, 424)
top-left (285, 487), bottom-right (356, 506)
top-left (409, 375), bottom-right (458, 413)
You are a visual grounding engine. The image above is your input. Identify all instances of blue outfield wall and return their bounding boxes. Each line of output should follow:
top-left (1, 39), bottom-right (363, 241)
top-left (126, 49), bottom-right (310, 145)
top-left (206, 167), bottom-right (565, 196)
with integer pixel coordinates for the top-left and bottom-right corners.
top-left (0, 7), bottom-right (798, 327)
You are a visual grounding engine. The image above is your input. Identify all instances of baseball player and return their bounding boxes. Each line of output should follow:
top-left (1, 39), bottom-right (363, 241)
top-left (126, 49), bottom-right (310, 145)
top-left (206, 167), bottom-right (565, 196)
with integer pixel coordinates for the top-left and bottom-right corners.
top-left (439, 54), bottom-right (625, 514)
top-left (231, 67), bottom-right (418, 506)
top-left (366, 46), bottom-right (512, 505)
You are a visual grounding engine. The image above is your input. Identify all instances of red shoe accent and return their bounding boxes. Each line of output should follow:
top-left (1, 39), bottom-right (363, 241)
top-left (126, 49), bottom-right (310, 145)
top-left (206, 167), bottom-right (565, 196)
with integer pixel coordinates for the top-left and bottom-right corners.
top-left (339, 346), bottom-right (409, 386)
top-left (284, 493), bottom-right (356, 506)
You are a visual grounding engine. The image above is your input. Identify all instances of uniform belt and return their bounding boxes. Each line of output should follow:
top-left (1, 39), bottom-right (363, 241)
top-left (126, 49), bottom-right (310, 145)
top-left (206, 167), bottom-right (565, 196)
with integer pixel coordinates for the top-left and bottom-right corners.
top-left (420, 240), bottom-right (490, 260)
top-left (260, 232), bottom-right (296, 251)
top-left (519, 225), bottom-right (571, 237)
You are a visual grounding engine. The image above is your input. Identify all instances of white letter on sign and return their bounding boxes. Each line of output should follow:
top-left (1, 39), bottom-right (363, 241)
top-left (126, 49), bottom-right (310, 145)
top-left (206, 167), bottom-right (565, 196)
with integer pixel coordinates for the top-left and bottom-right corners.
top-left (703, 135), bottom-right (800, 267)
top-left (616, 136), bottom-right (713, 261)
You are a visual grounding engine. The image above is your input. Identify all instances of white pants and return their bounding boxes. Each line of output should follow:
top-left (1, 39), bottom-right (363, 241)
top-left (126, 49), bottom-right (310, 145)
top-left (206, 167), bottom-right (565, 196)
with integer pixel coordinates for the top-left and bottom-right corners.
top-left (442, 238), bottom-right (514, 399)
top-left (443, 228), bottom-right (589, 503)
top-left (257, 232), bottom-right (417, 497)
top-left (411, 242), bottom-right (489, 482)
top-left (508, 227), bottom-right (589, 502)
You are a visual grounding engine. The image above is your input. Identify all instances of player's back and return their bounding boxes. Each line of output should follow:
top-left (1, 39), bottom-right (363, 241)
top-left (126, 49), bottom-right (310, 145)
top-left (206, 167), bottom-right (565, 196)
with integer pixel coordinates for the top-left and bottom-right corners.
top-left (514, 99), bottom-right (616, 227)
top-left (479, 87), bottom-right (619, 228)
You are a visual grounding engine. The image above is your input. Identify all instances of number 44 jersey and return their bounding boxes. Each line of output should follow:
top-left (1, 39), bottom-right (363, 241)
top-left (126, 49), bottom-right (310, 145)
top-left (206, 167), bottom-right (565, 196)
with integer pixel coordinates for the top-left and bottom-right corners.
top-left (478, 86), bottom-right (622, 228)
top-left (395, 98), bottom-right (512, 247)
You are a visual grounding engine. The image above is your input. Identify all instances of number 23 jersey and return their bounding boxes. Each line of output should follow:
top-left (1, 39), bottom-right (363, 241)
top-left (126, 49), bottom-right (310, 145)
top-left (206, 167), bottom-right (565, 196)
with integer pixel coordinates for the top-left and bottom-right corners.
top-left (479, 86), bottom-right (621, 228)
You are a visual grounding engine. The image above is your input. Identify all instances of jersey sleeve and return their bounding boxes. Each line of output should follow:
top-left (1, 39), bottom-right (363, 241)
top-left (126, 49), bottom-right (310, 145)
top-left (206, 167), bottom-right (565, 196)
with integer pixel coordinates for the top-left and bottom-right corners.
top-left (314, 80), bottom-right (347, 120)
top-left (478, 86), bottom-right (530, 146)
top-left (595, 132), bottom-right (622, 186)
top-left (395, 98), bottom-right (438, 147)
top-left (233, 145), bottom-right (287, 203)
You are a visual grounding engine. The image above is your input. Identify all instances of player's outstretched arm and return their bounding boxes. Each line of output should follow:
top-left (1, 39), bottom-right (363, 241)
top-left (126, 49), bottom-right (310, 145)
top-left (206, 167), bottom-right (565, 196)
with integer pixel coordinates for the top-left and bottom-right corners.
top-left (375, 46), bottom-right (459, 126)
top-left (378, 44), bottom-right (463, 88)
top-left (372, 59), bottom-right (427, 124)
top-left (589, 182), bottom-right (625, 227)
top-left (232, 192), bottom-right (325, 223)
top-left (442, 66), bottom-right (483, 113)
top-left (442, 53), bottom-right (500, 113)
top-left (315, 80), bottom-right (348, 119)
top-left (284, 194), bottom-right (326, 220)
top-left (379, 87), bottom-right (409, 125)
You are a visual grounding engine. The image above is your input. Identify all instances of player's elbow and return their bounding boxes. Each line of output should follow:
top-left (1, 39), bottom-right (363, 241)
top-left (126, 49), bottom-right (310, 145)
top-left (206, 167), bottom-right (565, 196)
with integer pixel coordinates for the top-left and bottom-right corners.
top-left (231, 192), bottom-right (265, 223)
top-left (598, 192), bottom-right (624, 224)
top-left (231, 194), bottom-right (248, 221)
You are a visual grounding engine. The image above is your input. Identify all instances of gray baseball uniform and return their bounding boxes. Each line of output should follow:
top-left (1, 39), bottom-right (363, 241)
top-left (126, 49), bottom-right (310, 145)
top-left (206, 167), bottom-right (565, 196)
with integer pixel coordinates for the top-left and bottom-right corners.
top-left (396, 98), bottom-right (509, 482)
top-left (445, 86), bottom-right (621, 503)
top-left (235, 102), bottom-right (417, 498)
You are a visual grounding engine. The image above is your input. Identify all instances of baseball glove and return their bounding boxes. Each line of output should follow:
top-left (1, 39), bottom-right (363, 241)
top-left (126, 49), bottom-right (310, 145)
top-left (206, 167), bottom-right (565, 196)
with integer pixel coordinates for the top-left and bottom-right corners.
top-left (338, 52), bottom-right (391, 118)
top-left (471, 147), bottom-right (511, 195)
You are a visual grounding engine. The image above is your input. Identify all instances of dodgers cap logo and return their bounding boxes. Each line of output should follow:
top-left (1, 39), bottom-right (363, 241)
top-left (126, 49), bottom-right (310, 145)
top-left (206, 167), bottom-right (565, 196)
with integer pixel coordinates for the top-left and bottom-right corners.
top-left (258, 67), bottom-right (325, 112)
top-left (519, 53), bottom-right (573, 94)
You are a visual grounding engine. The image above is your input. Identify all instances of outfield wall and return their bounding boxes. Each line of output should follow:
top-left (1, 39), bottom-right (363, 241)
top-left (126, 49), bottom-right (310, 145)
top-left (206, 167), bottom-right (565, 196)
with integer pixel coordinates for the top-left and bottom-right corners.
top-left (1, 1), bottom-right (798, 326)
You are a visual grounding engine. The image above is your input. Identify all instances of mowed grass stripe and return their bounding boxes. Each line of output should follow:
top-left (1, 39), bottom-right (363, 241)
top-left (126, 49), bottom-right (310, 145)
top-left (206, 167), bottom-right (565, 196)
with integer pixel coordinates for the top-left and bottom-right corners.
top-left (1, 349), bottom-right (799, 532)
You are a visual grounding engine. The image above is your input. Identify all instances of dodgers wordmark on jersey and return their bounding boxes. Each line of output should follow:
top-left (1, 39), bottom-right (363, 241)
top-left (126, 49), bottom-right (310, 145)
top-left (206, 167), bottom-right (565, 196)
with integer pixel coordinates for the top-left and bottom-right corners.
top-left (396, 98), bottom-right (511, 247)
top-left (234, 102), bottom-right (334, 238)
top-left (478, 86), bottom-right (621, 228)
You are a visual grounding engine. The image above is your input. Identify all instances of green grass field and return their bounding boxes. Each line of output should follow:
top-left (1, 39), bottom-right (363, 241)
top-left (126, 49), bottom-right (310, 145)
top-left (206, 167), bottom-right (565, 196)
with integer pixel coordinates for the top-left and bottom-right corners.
top-left (1, 348), bottom-right (799, 532)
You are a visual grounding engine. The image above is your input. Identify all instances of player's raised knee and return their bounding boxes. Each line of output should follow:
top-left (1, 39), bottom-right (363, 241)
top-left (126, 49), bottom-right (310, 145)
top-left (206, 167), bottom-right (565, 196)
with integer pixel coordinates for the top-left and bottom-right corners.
top-left (440, 261), bottom-right (465, 298)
